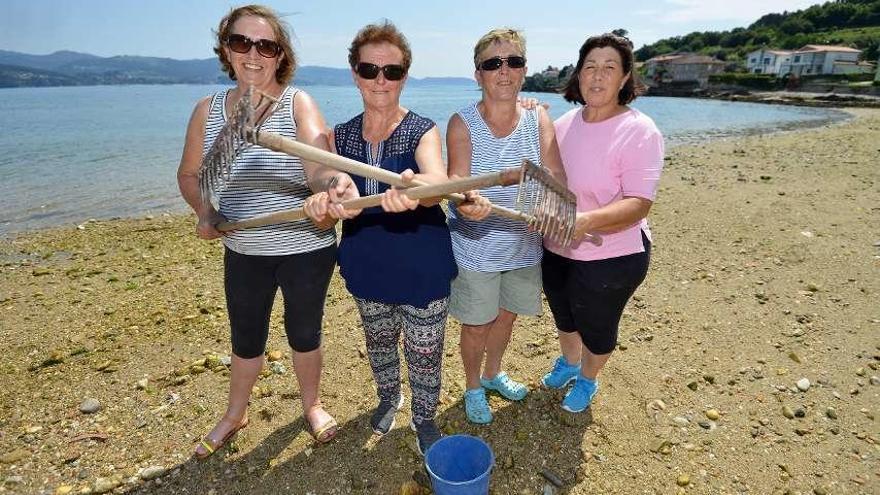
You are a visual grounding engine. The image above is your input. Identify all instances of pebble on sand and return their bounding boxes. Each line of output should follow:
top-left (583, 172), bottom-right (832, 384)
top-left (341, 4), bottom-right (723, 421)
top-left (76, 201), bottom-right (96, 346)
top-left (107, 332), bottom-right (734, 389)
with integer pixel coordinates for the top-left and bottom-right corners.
top-left (796, 378), bottom-right (811, 392)
top-left (139, 465), bottom-right (167, 480)
top-left (79, 398), bottom-right (101, 414)
top-left (705, 409), bottom-right (721, 421)
top-left (676, 474), bottom-right (690, 487)
top-left (92, 477), bottom-right (119, 494)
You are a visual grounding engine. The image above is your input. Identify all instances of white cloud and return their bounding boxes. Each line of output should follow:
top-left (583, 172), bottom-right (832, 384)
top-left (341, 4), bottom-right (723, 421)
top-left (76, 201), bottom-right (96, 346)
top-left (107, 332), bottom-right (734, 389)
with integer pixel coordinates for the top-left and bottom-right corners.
top-left (654, 0), bottom-right (819, 23)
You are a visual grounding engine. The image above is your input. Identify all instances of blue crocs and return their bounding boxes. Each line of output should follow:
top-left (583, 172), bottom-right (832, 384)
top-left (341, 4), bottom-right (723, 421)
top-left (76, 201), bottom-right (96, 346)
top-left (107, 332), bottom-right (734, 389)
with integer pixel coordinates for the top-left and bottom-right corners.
top-left (480, 372), bottom-right (528, 401)
top-left (562, 375), bottom-right (599, 413)
top-left (541, 356), bottom-right (581, 389)
top-left (464, 388), bottom-right (492, 424)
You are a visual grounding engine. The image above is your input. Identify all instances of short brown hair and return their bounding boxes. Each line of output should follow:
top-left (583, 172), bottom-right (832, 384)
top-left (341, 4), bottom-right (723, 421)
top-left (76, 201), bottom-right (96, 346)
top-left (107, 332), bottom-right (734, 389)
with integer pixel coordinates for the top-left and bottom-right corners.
top-left (561, 33), bottom-right (645, 105)
top-left (348, 20), bottom-right (412, 71)
top-left (213, 4), bottom-right (296, 84)
top-left (473, 28), bottom-right (526, 68)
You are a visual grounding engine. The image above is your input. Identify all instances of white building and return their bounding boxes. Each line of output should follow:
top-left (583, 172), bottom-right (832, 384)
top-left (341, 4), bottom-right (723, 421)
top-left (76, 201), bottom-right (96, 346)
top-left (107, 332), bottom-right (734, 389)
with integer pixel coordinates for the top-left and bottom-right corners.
top-left (780, 45), bottom-right (861, 76)
top-left (645, 53), bottom-right (725, 87)
top-left (746, 49), bottom-right (792, 74)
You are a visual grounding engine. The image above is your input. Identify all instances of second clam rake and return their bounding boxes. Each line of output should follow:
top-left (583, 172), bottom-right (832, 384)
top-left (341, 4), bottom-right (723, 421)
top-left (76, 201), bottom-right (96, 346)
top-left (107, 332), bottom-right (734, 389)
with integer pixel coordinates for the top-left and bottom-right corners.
top-left (198, 87), bottom-right (599, 247)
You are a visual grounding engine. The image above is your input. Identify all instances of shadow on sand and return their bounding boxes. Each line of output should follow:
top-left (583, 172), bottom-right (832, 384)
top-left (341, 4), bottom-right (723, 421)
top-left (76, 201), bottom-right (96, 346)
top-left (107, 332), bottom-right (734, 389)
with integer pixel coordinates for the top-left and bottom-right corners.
top-left (122, 384), bottom-right (595, 494)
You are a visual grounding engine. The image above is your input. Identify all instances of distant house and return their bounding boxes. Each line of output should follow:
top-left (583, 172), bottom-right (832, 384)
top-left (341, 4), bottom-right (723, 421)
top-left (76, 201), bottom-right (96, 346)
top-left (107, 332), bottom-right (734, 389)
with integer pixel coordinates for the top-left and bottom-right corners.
top-left (645, 53), bottom-right (725, 87)
top-left (831, 60), bottom-right (875, 75)
top-left (746, 49), bottom-right (792, 74)
top-left (779, 45), bottom-right (861, 76)
top-left (540, 68), bottom-right (560, 80)
top-left (644, 54), bottom-right (684, 81)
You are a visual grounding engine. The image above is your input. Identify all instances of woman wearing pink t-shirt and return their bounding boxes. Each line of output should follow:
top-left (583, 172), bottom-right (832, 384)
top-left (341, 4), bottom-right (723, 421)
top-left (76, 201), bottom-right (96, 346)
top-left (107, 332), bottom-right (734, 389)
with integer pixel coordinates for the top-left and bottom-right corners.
top-left (540, 33), bottom-right (665, 413)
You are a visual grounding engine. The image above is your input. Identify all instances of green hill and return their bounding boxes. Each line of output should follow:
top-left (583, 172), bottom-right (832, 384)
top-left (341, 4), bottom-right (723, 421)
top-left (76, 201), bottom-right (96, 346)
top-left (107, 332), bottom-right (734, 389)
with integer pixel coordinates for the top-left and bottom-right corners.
top-left (635, 0), bottom-right (880, 63)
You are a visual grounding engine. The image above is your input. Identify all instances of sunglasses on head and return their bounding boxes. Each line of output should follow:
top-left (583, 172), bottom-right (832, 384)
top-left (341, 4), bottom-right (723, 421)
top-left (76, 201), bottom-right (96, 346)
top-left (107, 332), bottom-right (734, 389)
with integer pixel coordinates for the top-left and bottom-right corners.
top-left (355, 62), bottom-right (407, 81)
top-left (225, 33), bottom-right (282, 58)
top-left (478, 56), bottom-right (526, 71)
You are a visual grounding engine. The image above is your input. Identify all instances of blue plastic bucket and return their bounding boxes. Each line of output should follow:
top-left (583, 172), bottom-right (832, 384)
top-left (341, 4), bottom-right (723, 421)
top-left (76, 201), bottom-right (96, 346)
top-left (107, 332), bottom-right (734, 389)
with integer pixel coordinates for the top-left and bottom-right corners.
top-left (424, 434), bottom-right (494, 495)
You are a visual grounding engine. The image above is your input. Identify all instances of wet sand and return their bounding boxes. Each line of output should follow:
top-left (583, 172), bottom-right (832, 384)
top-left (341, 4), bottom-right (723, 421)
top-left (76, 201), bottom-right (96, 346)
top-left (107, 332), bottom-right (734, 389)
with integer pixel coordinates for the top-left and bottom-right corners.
top-left (0, 109), bottom-right (878, 494)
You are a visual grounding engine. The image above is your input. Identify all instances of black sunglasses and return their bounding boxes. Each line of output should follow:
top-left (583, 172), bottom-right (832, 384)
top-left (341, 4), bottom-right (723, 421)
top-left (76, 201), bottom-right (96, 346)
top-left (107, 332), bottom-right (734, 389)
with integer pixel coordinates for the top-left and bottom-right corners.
top-left (355, 62), bottom-right (407, 81)
top-left (225, 33), bottom-right (282, 58)
top-left (478, 56), bottom-right (526, 71)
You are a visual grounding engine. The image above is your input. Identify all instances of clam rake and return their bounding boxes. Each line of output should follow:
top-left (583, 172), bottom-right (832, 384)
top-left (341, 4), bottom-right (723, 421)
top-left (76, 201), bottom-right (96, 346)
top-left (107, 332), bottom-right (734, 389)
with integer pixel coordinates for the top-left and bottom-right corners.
top-left (198, 87), bottom-right (599, 247)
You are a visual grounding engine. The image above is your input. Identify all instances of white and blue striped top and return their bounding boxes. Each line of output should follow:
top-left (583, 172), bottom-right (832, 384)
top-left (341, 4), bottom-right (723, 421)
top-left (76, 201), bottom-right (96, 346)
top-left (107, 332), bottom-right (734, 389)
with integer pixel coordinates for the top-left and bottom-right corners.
top-left (202, 87), bottom-right (336, 256)
top-left (448, 102), bottom-right (543, 272)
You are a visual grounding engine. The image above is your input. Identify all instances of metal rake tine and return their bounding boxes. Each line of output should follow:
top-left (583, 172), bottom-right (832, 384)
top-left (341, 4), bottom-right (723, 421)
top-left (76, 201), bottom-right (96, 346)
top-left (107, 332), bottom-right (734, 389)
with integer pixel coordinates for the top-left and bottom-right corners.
top-left (516, 164), bottom-right (527, 210)
top-left (557, 192), bottom-right (568, 244)
top-left (526, 168), bottom-right (539, 219)
top-left (565, 201), bottom-right (576, 246)
top-left (537, 182), bottom-right (548, 236)
top-left (197, 86), bottom-right (266, 205)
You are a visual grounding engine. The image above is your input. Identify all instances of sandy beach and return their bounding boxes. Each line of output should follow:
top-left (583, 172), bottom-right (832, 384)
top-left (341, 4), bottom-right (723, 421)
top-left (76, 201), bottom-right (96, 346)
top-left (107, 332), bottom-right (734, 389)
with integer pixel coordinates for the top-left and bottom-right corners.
top-left (1, 108), bottom-right (878, 494)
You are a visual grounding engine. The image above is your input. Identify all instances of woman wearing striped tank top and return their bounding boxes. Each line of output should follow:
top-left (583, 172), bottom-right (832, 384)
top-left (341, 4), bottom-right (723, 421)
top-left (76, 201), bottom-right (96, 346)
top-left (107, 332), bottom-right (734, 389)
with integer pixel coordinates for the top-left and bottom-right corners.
top-left (446, 28), bottom-right (567, 424)
top-left (176, 5), bottom-right (360, 458)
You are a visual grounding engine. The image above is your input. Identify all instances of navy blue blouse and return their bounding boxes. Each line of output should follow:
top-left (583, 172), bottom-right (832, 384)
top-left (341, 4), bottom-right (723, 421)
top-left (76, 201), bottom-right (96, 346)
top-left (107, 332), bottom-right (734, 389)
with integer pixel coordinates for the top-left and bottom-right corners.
top-left (335, 111), bottom-right (457, 308)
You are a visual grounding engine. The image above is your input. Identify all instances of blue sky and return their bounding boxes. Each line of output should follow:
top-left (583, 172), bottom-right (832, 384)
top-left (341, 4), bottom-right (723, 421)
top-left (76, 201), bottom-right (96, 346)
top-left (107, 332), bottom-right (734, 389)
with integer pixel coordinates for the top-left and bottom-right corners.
top-left (2, 0), bottom-right (820, 77)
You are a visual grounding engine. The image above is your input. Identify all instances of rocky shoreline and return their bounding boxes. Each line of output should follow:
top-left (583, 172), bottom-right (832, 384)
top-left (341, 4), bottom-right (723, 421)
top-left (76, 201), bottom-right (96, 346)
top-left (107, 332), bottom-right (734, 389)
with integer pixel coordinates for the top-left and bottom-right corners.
top-left (698, 90), bottom-right (880, 109)
top-left (1, 109), bottom-right (878, 494)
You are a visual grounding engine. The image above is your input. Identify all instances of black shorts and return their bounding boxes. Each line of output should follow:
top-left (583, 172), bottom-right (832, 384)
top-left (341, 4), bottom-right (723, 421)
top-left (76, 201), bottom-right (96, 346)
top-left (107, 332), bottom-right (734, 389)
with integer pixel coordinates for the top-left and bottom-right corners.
top-left (542, 232), bottom-right (650, 354)
top-left (224, 244), bottom-right (336, 358)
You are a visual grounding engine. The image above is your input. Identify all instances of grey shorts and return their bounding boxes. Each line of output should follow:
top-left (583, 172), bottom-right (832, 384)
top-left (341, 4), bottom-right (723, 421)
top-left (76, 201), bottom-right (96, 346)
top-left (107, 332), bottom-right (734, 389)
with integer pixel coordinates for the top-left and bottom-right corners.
top-left (449, 264), bottom-right (542, 325)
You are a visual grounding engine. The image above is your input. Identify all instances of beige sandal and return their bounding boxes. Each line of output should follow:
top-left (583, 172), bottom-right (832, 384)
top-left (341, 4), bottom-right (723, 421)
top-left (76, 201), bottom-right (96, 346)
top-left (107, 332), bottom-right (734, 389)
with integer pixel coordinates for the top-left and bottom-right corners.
top-left (306, 403), bottom-right (337, 444)
top-left (194, 416), bottom-right (249, 460)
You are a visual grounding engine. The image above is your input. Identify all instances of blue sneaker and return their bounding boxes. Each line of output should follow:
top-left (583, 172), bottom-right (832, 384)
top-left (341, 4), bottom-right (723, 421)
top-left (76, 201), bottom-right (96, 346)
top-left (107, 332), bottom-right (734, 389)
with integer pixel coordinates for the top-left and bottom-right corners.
top-left (541, 356), bottom-right (581, 389)
top-left (562, 376), bottom-right (599, 413)
top-left (464, 388), bottom-right (492, 424)
top-left (480, 372), bottom-right (528, 401)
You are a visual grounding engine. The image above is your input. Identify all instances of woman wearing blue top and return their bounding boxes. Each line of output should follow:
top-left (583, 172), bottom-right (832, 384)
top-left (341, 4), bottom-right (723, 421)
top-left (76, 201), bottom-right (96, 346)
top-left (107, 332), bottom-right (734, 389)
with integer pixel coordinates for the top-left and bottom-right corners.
top-left (446, 28), bottom-right (567, 424)
top-left (306, 21), bottom-right (486, 455)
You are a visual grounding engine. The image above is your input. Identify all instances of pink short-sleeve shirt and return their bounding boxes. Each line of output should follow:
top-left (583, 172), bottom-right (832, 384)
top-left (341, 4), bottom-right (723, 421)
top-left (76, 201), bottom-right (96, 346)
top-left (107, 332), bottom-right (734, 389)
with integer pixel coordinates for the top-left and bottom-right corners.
top-left (546, 107), bottom-right (665, 261)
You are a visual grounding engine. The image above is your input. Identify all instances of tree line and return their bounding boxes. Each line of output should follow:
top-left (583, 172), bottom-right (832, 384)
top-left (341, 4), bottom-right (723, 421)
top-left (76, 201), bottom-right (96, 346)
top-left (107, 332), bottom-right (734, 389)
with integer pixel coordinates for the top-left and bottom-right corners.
top-left (634, 0), bottom-right (880, 63)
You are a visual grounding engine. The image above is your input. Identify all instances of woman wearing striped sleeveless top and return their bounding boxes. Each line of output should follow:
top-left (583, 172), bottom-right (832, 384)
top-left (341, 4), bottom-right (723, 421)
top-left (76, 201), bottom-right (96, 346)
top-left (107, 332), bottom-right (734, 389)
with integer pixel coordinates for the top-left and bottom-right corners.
top-left (176, 5), bottom-right (360, 459)
top-left (446, 28), bottom-right (567, 424)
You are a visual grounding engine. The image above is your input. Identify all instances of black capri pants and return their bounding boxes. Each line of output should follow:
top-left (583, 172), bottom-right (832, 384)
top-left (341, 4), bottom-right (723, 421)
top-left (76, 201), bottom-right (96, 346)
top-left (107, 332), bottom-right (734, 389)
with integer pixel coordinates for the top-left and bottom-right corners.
top-left (542, 231), bottom-right (650, 355)
top-left (224, 243), bottom-right (336, 358)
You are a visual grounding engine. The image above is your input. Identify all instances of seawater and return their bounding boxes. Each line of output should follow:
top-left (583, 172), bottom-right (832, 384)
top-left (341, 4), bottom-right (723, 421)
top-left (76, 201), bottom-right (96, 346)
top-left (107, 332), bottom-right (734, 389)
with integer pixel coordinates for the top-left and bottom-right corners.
top-left (0, 84), bottom-right (846, 234)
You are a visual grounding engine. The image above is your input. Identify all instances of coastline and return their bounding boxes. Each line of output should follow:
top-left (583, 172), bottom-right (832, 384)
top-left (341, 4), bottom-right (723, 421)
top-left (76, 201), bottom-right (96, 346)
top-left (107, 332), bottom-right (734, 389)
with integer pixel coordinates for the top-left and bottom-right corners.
top-left (0, 96), bottom-right (852, 238)
top-left (694, 90), bottom-right (880, 109)
top-left (1, 108), bottom-right (879, 493)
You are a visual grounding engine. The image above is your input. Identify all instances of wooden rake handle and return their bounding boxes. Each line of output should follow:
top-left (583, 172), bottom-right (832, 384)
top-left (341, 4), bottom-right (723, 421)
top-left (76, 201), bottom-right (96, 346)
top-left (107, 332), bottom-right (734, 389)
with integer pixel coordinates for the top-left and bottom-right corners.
top-left (255, 132), bottom-right (527, 218)
top-left (225, 130), bottom-right (601, 245)
top-left (216, 169), bottom-right (520, 231)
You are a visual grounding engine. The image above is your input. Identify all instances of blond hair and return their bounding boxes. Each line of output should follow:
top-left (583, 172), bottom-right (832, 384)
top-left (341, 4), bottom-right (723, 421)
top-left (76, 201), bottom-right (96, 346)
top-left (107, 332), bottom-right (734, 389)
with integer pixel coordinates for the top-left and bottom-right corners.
top-left (473, 28), bottom-right (526, 68)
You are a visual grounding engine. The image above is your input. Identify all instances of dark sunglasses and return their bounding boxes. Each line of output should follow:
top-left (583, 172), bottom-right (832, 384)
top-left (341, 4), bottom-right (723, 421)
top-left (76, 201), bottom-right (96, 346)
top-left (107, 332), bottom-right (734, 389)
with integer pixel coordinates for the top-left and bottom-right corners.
top-left (478, 56), bottom-right (526, 71)
top-left (225, 33), bottom-right (282, 58)
top-left (355, 62), bottom-right (407, 81)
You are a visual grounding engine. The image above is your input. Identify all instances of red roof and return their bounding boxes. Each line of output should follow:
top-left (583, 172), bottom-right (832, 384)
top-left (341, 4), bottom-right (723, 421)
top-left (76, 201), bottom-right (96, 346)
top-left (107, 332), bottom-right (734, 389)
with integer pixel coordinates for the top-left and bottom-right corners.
top-left (647, 54), bottom-right (685, 63)
top-left (798, 45), bottom-right (861, 53)
top-left (666, 55), bottom-right (724, 65)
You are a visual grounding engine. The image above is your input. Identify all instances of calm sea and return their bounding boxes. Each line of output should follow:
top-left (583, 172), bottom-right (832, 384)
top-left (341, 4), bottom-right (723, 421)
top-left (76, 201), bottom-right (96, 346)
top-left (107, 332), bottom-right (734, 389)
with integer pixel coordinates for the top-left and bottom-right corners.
top-left (0, 84), bottom-right (846, 235)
